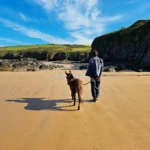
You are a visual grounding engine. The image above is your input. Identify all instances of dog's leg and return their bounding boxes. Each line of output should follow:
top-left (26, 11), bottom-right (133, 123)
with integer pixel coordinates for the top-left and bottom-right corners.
top-left (78, 89), bottom-right (81, 110)
top-left (74, 92), bottom-right (76, 106)
top-left (72, 89), bottom-right (76, 106)
top-left (80, 86), bottom-right (83, 103)
top-left (70, 86), bottom-right (74, 100)
top-left (71, 92), bottom-right (74, 100)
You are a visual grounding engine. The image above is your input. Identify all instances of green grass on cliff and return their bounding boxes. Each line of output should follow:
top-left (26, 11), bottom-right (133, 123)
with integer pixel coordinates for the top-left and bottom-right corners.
top-left (97, 20), bottom-right (150, 40)
top-left (0, 44), bottom-right (90, 52)
top-left (92, 20), bottom-right (150, 50)
top-left (0, 44), bottom-right (91, 60)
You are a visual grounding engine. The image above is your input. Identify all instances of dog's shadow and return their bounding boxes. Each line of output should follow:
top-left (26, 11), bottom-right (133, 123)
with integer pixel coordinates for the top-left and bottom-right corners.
top-left (6, 98), bottom-right (80, 111)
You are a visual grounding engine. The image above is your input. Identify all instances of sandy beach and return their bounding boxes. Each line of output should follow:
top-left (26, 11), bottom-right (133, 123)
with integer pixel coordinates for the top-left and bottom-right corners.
top-left (0, 70), bottom-right (150, 150)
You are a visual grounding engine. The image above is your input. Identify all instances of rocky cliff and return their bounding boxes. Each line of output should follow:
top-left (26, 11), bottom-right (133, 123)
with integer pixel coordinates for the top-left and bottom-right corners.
top-left (92, 20), bottom-right (150, 70)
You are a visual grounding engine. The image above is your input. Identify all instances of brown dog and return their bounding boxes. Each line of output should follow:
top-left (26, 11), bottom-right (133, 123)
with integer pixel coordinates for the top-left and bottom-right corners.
top-left (65, 71), bottom-right (83, 110)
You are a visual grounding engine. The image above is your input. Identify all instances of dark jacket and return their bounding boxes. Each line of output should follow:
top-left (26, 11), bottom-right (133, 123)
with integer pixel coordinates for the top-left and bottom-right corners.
top-left (85, 56), bottom-right (104, 77)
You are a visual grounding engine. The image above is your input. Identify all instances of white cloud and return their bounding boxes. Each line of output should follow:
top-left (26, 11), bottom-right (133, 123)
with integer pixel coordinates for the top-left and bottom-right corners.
top-left (58, 6), bottom-right (90, 30)
top-left (90, 10), bottom-right (101, 20)
top-left (0, 38), bottom-right (24, 44)
top-left (32, 0), bottom-right (123, 44)
top-left (56, 0), bottom-right (122, 44)
top-left (69, 32), bottom-right (92, 44)
top-left (57, 0), bottom-right (100, 30)
top-left (0, 0), bottom-right (123, 45)
top-left (19, 13), bottom-right (28, 22)
top-left (58, 0), bottom-right (122, 30)
top-left (98, 15), bottom-right (123, 23)
top-left (34, 0), bottom-right (59, 12)
top-left (0, 18), bottom-right (72, 44)
top-left (0, 6), bottom-right (45, 24)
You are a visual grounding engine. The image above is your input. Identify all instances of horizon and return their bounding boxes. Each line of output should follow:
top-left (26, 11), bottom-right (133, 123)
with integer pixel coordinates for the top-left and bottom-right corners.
top-left (0, 43), bottom-right (91, 48)
top-left (0, 0), bottom-right (150, 47)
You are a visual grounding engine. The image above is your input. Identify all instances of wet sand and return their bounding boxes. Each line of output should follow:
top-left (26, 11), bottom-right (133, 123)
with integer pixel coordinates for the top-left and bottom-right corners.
top-left (0, 70), bottom-right (150, 150)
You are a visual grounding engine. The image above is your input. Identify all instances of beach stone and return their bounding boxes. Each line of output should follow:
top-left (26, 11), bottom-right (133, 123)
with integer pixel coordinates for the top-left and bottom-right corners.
top-left (104, 67), bottom-right (116, 72)
top-left (0, 58), bottom-right (63, 72)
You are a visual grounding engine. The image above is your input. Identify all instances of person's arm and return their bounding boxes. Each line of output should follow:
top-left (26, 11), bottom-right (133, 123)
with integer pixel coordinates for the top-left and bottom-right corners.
top-left (99, 59), bottom-right (104, 82)
top-left (85, 59), bottom-right (92, 77)
top-left (99, 59), bottom-right (104, 76)
top-left (96, 59), bottom-right (104, 81)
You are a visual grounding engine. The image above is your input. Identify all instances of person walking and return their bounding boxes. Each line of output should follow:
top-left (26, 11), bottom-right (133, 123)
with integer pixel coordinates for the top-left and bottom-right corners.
top-left (85, 50), bottom-right (104, 102)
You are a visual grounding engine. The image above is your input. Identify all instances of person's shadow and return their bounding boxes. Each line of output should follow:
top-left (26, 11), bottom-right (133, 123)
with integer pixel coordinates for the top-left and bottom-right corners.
top-left (6, 98), bottom-right (79, 111)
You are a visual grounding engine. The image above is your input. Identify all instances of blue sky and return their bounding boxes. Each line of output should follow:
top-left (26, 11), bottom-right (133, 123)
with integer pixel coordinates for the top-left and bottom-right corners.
top-left (0, 0), bottom-right (150, 46)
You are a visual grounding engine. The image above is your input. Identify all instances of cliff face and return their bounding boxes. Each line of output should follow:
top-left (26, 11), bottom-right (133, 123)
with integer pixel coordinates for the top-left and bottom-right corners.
top-left (92, 20), bottom-right (150, 70)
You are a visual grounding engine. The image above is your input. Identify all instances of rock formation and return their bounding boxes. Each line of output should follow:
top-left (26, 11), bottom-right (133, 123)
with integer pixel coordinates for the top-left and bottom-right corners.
top-left (92, 20), bottom-right (150, 71)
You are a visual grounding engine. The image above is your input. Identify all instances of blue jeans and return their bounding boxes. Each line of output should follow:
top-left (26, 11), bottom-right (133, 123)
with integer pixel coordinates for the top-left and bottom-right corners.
top-left (91, 78), bottom-right (100, 99)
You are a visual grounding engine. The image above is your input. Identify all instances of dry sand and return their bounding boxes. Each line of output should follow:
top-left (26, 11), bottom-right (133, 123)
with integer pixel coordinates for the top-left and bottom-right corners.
top-left (0, 70), bottom-right (150, 150)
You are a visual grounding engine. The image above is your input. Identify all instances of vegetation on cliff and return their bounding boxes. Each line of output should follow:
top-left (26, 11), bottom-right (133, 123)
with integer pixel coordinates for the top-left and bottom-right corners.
top-left (92, 20), bottom-right (150, 70)
top-left (0, 44), bottom-right (90, 61)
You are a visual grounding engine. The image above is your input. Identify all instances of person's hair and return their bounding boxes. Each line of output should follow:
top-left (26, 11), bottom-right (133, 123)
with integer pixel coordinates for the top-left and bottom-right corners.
top-left (92, 50), bottom-right (98, 57)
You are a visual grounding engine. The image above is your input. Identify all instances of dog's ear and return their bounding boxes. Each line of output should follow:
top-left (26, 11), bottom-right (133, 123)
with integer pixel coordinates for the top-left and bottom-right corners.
top-left (69, 70), bottom-right (72, 74)
top-left (65, 71), bottom-right (67, 74)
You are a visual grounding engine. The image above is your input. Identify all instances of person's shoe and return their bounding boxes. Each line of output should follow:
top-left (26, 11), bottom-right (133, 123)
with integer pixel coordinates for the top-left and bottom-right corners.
top-left (92, 98), bottom-right (96, 102)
